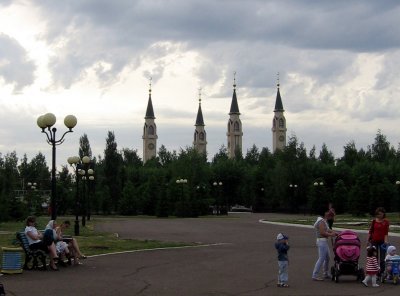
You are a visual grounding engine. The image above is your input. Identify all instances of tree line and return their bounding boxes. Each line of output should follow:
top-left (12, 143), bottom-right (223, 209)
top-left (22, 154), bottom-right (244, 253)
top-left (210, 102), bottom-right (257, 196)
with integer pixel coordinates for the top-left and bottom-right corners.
top-left (1, 130), bottom-right (400, 222)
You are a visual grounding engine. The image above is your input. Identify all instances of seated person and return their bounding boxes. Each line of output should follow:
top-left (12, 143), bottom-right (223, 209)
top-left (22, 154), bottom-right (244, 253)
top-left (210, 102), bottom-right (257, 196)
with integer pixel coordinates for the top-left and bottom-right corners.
top-left (25, 216), bottom-right (59, 270)
top-left (385, 245), bottom-right (398, 277)
top-left (45, 220), bottom-right (70, 265)
top-left (56, 220), bottom-right (87, 265)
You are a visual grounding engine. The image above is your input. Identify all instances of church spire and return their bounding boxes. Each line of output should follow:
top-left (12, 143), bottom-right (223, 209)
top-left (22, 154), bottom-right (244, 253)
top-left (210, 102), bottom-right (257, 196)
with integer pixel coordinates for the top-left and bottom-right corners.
top-left (195, 88), bottom-right (205, 126)
top-left (143, 77), bottom-right (158, 163)
top-left (193, 87), bottom-right (207, 154)
top-left (227, 71), bottom-right (243, 159)
top-left (274, 72), bottom-right (284, 112)
top-left (145, 77), bottom-right (155, 119)
top-left (272, 72), bottom-right (287, 153)
top-left (229, 71), bottom-right (240, 114)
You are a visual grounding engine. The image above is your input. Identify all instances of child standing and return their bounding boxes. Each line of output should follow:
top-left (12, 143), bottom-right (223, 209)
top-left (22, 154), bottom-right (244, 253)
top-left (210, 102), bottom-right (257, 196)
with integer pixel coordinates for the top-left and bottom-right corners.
top-left (275, 233), bottom-right (290, 287)
top-left (362, 246), bottom-right (380, 287)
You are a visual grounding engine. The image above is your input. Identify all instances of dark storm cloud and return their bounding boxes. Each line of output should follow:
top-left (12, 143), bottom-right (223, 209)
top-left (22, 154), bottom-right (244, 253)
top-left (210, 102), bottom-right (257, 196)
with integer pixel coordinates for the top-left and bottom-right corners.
top-left (31, 0), bottom-right (400, 89)
top-left (0, 34), bottom-right (36, 92)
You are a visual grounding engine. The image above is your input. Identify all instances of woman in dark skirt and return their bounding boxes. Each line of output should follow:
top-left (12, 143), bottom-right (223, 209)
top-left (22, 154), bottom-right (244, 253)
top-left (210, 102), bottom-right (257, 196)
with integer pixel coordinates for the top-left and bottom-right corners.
top-left (24, 216), bottom-right (59, 270)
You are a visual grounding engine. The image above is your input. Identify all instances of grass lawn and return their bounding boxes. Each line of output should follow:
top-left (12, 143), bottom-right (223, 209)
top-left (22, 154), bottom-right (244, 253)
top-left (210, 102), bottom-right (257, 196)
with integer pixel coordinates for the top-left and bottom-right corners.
top-left (0, 216), bottom-right (195, 257)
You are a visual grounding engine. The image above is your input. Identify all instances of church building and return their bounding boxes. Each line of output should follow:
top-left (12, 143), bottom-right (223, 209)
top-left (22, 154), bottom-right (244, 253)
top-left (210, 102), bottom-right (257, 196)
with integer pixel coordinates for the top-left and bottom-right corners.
top-left (141, 74), bottom-right (287, 161)
top-left (142, 79), bottom-right (158, 163)
top-left (271, 78), bottom-right (287, 152)
top-left (226, 74), bottom-right (243, 159)
top-left (193, 89), bottom-right (207, 155)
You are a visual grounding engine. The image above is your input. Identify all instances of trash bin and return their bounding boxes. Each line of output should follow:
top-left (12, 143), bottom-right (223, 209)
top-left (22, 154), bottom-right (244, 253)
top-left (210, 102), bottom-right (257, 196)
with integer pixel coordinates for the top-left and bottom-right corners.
top-left (1, 247), bottom-right (23, 274)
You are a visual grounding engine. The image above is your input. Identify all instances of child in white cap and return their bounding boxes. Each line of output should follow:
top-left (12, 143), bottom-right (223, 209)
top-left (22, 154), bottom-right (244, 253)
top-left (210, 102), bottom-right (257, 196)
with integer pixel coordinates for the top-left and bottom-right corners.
top-left (275, 233), bottom-right (290, 287)
top-left (384, 245), bottom-right (397, 280)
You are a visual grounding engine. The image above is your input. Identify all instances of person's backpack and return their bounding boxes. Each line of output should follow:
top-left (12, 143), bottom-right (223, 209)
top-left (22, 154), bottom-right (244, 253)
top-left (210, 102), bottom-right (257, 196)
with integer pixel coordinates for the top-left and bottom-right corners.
top-left (0, 283), bottom-right (6, 296)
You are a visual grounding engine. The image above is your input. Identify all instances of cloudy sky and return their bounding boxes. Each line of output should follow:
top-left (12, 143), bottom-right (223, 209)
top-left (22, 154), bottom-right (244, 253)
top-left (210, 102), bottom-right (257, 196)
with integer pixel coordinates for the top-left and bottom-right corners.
top-left (1, 0), bottom-right (400, 169)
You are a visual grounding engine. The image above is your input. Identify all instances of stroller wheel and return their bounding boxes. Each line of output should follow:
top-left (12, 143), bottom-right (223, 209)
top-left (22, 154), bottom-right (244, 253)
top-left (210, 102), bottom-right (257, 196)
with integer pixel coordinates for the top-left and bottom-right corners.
top-left (331, 266), bottom-right (335, 281)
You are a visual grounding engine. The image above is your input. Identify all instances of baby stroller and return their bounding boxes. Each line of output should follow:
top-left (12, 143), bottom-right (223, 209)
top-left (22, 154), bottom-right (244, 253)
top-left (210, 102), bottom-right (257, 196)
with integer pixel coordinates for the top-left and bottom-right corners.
top-left (382, 255), bottom-right (400, 285)
top-left (331, 230), bottom-right (364, 283)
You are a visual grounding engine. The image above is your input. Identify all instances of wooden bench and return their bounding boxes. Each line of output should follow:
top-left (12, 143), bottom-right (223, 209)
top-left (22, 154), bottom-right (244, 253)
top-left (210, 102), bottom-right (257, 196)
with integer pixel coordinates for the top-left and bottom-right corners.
top-left (16, 231), bottom-right (73, 270)
top-left (16, 231), bottom-right (47, 270)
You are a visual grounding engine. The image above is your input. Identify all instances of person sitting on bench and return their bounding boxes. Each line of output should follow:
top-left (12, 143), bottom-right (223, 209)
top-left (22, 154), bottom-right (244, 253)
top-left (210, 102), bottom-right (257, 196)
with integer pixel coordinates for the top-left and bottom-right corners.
top-left (25, 216), bottom-right (59, 271)
top-left (56, 220), bottom-right (87, 265)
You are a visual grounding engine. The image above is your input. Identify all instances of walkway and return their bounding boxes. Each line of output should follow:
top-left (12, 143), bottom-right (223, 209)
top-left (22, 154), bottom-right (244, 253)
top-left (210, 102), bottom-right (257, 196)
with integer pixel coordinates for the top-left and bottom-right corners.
top-left (1, 213), bottom-right (399, 295)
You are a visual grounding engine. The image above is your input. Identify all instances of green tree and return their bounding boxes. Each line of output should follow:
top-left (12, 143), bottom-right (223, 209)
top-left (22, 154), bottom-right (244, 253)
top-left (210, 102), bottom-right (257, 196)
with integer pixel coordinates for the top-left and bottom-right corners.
top-left (332, 179), bottom-right (348, 214)
top-left (79, 133), bottom-right (92, 158)
top-left (348, 176), bottom-right (371, 216)
top-left (103, 131), bottom-right (122, 212)
top-left (158, 145), bottom-right (177, 167)
top-left (340, 141), bottom-right (360, 167)
top-left (119, 181), bottom-right (138, 215)
top-left (245, 144), bottom-right (260, 166)
top-left (318, 143), bottom-right (335, 165)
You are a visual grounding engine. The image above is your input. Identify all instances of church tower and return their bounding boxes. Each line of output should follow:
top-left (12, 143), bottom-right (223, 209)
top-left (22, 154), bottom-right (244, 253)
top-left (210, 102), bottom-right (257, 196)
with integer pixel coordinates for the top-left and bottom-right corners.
top-left (193, 89), bottom-right (207, 155)
top-left (142, 78), bottom-right (158, 163)
top-left (272, 75), bottom-right (287, 152)
top-left (227, 72), bottom-right (243, 159)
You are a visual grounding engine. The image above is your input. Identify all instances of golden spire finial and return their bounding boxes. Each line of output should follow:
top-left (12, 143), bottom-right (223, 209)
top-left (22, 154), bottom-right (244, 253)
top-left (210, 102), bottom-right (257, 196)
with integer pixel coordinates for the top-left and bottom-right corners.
top-left (198, 87), bottom-right (202, 104)
top-left (277, 72), bottom-right (280, 89)
top-left (233, 71), bottom-right (237, 89)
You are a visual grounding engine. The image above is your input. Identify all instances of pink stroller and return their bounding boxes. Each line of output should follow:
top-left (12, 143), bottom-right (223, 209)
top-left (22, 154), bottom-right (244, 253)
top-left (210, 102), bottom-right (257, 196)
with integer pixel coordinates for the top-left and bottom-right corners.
top-left (331, 230), bottom-right (364, 283)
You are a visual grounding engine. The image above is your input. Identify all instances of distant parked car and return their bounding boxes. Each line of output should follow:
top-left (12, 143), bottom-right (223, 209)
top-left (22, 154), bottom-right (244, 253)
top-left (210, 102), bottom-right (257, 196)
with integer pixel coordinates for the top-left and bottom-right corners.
top-left (230, 205), bottom-right (253, 212)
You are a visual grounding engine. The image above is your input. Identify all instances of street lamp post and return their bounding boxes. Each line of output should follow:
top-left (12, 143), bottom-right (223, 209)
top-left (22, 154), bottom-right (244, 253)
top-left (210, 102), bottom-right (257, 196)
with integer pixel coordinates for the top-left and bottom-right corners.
top-left (37, 113), bottom-right (77, 220)
top-left (313, 181), bottom-right (324, 215)
top-left (26, 182), bottom-right (37, 214)
top-left (289, 184), bottom-right (298, 213)
top-left (213, 181), bottom-right (223, 215)
top-left (67, 156), bottom-right (82, 235)
top-left (176, 178), bottom-right (187, 217)
top-left (87, 170), bottom-right (95, 221)
top-left (80, 156), bottom-right (94, 227)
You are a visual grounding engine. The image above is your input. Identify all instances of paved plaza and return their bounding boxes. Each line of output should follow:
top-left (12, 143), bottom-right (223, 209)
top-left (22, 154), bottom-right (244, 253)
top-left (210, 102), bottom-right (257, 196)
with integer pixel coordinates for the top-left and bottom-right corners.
top-left (2, 213), bottom-right (400, 295)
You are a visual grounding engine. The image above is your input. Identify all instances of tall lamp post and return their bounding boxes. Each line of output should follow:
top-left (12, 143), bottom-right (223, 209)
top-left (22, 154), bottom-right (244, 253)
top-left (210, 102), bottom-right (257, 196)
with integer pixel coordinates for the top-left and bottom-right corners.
top-left (313, 181), bottom-right (324, 214)
top-left (213, 181), bottom-right (223, 215)
top-left (26, 182), bottom-right (37, 214)
top-left (80, 156), bottom-right (94, 226)
top-left (37, 113), bottom-right (77, 220)
top-left (289, 184), bottom-right (298, 213)
top-left (176, 178), bottom-right (187, 217)
top-left (67, 156), bottom-right (82, 235)
top-left (86, 169), bottom-right (95, 221)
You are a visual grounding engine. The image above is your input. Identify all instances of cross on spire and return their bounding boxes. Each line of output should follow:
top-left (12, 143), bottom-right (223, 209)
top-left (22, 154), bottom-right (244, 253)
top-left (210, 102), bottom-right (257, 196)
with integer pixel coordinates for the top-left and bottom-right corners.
top-left (149, 77), bottom-right (152, 94)
top-left (198, 87), bottom-right (202, 104)
top-left (277, 72), bottom-right (280, 89)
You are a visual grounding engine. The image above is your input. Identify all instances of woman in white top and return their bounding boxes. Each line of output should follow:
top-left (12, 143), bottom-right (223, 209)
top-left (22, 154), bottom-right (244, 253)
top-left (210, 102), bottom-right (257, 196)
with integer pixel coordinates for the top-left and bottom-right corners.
top-left (311, 210), bottom-right (337, 281)
top-left (25, 216), bottom-right (59, 270)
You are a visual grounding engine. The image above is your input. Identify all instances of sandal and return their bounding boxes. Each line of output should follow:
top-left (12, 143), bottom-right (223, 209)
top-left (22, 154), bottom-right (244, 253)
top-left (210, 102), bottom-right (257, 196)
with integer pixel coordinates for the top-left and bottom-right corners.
top-left (281, 284), bottom-right (289, 287)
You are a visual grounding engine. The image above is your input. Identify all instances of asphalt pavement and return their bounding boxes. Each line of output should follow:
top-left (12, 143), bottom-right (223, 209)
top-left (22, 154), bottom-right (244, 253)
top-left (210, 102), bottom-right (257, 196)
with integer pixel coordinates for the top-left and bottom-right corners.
top-left (1, 213), bottom-right (400, 295)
